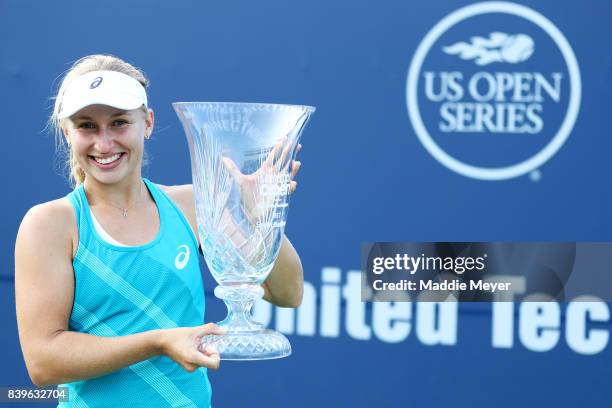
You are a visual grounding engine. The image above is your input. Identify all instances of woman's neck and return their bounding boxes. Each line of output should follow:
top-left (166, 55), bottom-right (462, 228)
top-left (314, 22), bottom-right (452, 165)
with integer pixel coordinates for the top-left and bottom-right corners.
top-left (82, 174), bottom-right (147, 209)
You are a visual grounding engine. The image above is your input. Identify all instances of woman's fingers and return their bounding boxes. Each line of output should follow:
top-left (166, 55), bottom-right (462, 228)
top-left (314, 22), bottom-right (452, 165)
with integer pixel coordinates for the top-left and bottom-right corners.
top-left (222, 157), bottom-right (244, 185)
top-left (291, 161), bottom-right (301, 178)
top-left (287, 143), bottom-right (302, 174)
top-left (199, 323), bottom-right (225, 336)
top-left (279, 139), bottom-right (293, 168)
top-left (290, 180), bottom-right (297, 194)
top-left (264, 137), bottom-right (300, 171)
top-left (202, 345), bottom-right (219, 356)
top-left (187, 350), bottom-right (221, 370)
top-left (264, 136), bottom-right (287, 167)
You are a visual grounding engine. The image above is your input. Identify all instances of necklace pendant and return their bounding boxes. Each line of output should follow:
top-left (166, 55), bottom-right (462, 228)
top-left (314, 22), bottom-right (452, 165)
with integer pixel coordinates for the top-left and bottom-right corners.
top-left (123, 209), bottom-right (128, 218)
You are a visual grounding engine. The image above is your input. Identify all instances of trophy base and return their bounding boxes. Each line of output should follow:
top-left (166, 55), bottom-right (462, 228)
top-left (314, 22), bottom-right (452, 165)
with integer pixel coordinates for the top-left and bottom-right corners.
top-left (200, 329), bottom-right (291, 361)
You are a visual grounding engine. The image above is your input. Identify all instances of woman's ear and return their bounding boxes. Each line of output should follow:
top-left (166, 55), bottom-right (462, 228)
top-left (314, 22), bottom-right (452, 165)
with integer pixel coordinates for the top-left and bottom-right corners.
top-left (145, 108), bottom-right (155, 139)
top-left (61, 123), bottom-right (71, 145)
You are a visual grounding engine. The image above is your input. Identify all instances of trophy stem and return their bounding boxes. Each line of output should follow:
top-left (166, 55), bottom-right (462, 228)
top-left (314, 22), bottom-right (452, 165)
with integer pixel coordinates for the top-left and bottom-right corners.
top-left (200, 283), bottom-right (292, 360)
top-left (214, 284), bottom-right (265, 332)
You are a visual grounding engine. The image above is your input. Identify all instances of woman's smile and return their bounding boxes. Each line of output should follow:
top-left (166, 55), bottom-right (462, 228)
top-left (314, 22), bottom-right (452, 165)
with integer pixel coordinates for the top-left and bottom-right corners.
top-left (89, 152), bottom-right (126, 169)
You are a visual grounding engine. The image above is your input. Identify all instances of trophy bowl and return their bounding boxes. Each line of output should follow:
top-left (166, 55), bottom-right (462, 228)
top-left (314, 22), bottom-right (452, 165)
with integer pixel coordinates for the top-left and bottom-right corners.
top-left (173, 102), bottom-right (315, 360)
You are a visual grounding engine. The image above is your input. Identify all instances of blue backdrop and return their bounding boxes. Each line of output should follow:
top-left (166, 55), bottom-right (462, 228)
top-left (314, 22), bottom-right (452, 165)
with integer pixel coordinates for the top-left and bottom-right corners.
top-left (1, 0), bottom-right (610, 407)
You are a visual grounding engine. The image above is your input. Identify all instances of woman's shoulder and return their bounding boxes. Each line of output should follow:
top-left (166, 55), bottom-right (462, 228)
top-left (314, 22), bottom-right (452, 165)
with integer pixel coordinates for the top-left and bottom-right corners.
top-left (154, 183), bottom-right (198, 243)
top-left (17, 198), bottom-right (76, 255)
top-left (156, 183), bottom-right (194, 208)
top-left (22, 198), bottom-right (75, 229)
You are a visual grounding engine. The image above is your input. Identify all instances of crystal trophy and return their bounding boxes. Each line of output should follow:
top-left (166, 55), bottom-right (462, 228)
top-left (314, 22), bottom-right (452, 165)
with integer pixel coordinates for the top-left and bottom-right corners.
top-left (173, 102), bottom-right (315, 360)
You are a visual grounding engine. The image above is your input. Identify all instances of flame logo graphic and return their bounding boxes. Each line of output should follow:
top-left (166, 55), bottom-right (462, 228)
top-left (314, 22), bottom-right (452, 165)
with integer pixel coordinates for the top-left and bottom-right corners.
top-left (443, 32), bottom-right (534, 65)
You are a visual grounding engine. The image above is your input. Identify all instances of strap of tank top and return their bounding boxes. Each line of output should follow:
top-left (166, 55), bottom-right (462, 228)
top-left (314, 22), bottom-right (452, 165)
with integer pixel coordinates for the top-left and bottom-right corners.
top-left (143, 179), bottom-right (199, 249)
top-left (67, 184), bottom-right (95, 244)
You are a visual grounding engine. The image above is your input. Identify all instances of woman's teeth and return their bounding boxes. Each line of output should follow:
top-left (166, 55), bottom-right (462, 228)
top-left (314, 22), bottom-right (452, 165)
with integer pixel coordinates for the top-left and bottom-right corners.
top-left (94, 153), bottom-right (122, 164)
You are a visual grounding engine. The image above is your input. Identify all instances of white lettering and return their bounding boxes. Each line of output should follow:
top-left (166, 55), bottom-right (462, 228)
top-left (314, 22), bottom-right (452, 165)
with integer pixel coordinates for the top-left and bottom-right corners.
top-left (320, 267), bottom-right (341, 337)
top-left (416, 302), bottom-right (458, 345)
top-left (566, 296), bottom-right (610, 355)
top-left (373, 302), bottom-right (411, 343)
top-left (519, 295), bottom-right (560, 352)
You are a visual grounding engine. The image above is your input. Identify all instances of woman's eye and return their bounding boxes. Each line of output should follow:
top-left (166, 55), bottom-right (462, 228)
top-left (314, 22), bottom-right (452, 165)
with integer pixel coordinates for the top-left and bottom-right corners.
top-left (112, 119), bottom-right (129, 127)
top-left (78, 122), bottom-right (96, 129)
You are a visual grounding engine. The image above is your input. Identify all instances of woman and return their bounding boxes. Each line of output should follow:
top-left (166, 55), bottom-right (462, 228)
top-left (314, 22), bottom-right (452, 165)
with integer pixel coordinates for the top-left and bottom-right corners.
top-left (14, 54), bottom-right (304, 407)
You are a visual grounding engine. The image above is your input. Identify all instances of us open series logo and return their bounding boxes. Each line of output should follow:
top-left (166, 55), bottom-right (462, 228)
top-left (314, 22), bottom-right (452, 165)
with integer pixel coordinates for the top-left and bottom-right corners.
top-left (406, 1), bottom-right (582, 180)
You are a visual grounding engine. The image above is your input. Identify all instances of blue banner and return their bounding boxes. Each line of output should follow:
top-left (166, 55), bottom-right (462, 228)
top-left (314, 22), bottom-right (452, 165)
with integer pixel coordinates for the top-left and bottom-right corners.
top-left (1, 1), bottom-right (610, 407)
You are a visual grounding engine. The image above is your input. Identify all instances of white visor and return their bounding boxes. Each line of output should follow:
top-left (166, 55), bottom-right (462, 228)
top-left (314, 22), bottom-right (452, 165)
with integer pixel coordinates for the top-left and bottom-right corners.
top-left (58, 70), bottom-right (148, 119)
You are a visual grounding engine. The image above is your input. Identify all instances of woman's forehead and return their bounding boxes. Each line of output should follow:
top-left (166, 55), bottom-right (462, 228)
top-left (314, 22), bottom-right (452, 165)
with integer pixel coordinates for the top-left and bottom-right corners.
top-left (69, 105), bottom-right (135, 120)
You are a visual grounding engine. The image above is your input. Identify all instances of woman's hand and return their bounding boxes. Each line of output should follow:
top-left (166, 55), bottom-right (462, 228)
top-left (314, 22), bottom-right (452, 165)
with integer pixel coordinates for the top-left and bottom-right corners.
top-left (158, 323), bottom-right (225, 372)
top-left (222, 141), bottom-right (303, 223)
top-left (290, 143), bottom-right (302, 193)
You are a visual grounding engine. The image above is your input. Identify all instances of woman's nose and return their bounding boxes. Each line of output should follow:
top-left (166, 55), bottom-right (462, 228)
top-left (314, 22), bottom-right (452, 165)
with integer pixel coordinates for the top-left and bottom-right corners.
top-left (94, 128), bottom-right (115, 152)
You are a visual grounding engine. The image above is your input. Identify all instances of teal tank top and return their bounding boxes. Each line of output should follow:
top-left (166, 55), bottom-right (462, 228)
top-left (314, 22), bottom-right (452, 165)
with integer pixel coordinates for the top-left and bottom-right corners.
top-left (59, 178), bottom-right (211, 408)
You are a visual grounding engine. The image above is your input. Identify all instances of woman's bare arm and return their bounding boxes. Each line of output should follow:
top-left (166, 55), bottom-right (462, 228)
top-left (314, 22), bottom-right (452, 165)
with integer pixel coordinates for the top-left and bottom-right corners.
top-left (262, 235), bottom-right (303, 307)
top-left (15, 201), bottom-right (220, 387)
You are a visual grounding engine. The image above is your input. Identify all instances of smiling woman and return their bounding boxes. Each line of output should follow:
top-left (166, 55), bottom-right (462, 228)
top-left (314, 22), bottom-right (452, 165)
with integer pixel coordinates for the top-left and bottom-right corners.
top-left (14, 54), bottom-right (304, 407)
top-left (66, 105), bottom-right (150, 190)
top-left (49, 58), bottom-right (150, 188)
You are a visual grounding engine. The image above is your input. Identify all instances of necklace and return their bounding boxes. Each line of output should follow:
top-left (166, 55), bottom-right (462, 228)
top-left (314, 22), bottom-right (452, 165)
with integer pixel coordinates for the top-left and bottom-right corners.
top-left (106, 181), bottom-right (145, 219)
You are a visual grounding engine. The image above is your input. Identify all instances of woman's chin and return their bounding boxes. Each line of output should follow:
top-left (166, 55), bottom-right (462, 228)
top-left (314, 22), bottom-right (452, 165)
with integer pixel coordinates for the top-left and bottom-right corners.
top-left (87, 166), bottom-right (130, 185)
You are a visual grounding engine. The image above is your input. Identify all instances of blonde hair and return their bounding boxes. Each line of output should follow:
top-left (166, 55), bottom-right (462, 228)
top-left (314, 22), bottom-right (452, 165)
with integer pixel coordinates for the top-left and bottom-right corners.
top-left (49, 54), bottom-right (150, 187)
